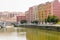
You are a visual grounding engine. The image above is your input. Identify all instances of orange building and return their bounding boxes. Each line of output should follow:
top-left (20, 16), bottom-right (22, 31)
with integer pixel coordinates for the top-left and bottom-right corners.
top-left (44, 2), bottom-right (52, 19)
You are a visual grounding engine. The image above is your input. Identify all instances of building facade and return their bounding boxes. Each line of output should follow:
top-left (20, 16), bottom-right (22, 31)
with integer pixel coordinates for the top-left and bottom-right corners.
top-left (33, 6), bottom-right (39, 21)
top-left (38, 4), bottom-right (46, 24)
top-left (28, 7), bottom-right (34, 23)
top-left (25, 11), bottom-right (30, 23)
top-left (44, 2), bottom-right (52, 18)
top-left (25, 6), bottom-right (39, 23)
top-left (0, 11), bottom-right (25, 22)
top-left (52, 0), bottom-right (60, 20)
top-left (17, 16), bottom-right (26, 22)
top-left (37, 0), bottom-right (59, 24)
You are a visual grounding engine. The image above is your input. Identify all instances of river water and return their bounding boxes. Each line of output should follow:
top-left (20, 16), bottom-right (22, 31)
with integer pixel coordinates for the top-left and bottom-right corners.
top-left (0, 27), bottom-right (60, 40)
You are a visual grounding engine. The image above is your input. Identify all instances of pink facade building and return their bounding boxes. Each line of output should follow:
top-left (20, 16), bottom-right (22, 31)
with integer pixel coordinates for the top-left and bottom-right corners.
top-left (29, 7), bottom-right (34, 22)
top-left (52, 0), bottom-right (60, 20)
top-left (26, 7), bottom-right (34, 23)
top-left (16, 14), bottom-right (26, 22)
top-left (25, 6), bottom-right (38, 23)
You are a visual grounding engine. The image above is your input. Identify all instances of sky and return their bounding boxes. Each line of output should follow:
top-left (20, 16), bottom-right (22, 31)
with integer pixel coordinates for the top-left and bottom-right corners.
top-left (0, 0), bottom-right (58, 12)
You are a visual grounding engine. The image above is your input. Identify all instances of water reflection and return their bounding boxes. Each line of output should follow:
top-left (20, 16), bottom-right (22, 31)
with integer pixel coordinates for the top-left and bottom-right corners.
top-left (0, 27), bottom-right (26, 40)
top-left (0, 27), bottom-right (60, 40)
top-left (26, 28), bottom-right (60, 40)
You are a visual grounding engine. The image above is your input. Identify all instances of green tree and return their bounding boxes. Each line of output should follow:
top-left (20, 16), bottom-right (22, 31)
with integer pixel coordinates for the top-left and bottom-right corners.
top-left (51, 16), bottom-right (58, 24)
top-left (45, 18), bottom-right (47, 23)
top-left (47, 15), bottom-right (52, 23)
top-left (20, 20), bottom-right (27, 24)
top-left (31, 20), bottom-right (38, 24)
top-left (47, 15), bottom-right (59, 24)
top-left (11, 23), bottom-right (17, 27)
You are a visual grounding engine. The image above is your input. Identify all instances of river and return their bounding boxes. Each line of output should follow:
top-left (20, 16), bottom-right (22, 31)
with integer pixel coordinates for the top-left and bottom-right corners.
top-left (0, 27), bottom-right (60, 40)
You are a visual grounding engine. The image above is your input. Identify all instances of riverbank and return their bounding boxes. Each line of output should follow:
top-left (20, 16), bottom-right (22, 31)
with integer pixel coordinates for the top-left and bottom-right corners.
top-left (17, 24), bottom-right (60, 32)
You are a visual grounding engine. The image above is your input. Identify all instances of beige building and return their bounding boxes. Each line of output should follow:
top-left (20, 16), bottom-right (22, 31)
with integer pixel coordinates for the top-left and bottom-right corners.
top-left (38, 4), bottom-right (45, 24)
top-left (33, 6), bottom-right (39, 21)
top-left (25, 11), bottom-right (30, 23)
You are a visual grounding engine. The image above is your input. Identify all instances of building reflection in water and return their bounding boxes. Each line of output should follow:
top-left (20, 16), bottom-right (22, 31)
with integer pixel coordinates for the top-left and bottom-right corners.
top-left (0, 27), bottom-right (26, 40)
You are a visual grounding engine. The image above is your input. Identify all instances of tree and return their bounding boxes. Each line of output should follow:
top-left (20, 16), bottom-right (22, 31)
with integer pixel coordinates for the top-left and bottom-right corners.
top-left (31, 20), bottom-right (38, 24)
top-left (51, 16), bottom-right (59, 24)
top-left (45, 18), bottom-right (47, 23)
top-left (47, 15), bottom-right (52, 23)
top-left (11, 23), bottom-right (18, 27)
top-left (20, 20), bottom-right (27, 24)
top-left (47, 15), bottom-right (59, 24)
